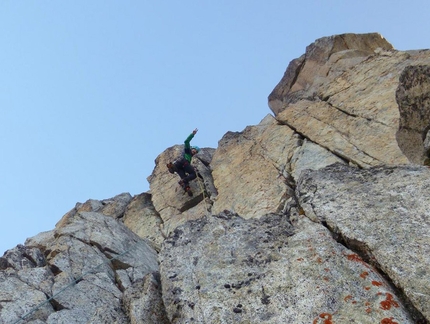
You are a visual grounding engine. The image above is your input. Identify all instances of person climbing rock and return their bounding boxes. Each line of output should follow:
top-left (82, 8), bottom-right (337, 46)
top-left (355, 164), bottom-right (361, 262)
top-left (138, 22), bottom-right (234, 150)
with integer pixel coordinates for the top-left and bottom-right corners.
top-left (167, 128), bottom-right (200, 196)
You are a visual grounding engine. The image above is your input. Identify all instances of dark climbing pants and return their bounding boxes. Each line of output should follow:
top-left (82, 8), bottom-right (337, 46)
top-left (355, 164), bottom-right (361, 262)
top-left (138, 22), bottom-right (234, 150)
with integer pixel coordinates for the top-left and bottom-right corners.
top-left (174, 161), bottom-right (196, 185)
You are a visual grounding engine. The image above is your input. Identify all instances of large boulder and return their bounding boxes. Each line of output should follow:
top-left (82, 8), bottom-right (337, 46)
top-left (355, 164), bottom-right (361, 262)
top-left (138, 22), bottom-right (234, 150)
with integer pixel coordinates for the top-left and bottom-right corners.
top-left (297, 163), bottom-right (430, 322)
top-left (0, 206), bottom-right (161, 323)
top-left (123, 192), bottom-right (165, 252)
top-left (210, 114), bottom-right (344, 218)
top-left (159, 211), bottom-right (415, 323)
top-left (272, 33), bottom-right (430, 167)
top-left (72, 192), bottom-right (133, 219)
top-left (211, 115), bottom-right (297, 218)
top-left (268, 33), bottom-right (394, 113)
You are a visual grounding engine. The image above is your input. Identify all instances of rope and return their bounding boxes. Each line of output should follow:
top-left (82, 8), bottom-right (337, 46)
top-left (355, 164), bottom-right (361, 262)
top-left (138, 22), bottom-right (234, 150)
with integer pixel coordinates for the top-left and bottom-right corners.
top-left (195, 168), bottom-right (211, 218)
top-left (12, 243), bottom-right (138, 324)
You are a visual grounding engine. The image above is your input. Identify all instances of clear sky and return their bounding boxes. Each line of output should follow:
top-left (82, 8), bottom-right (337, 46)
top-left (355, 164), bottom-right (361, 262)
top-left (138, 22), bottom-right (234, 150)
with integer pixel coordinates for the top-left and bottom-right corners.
top-left (1, 1), bottom-right (429, 254)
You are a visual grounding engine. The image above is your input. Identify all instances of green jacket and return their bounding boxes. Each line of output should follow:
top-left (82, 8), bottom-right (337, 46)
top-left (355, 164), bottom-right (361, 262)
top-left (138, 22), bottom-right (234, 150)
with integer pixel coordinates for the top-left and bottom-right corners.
top-left (183, 133), bottom-right (195, 163)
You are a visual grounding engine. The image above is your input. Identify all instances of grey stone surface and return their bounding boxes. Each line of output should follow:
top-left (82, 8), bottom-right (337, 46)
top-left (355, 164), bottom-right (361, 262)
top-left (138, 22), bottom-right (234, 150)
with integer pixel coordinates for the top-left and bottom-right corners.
top-left (297, 163), bottom-right (430, 321)
top-left (0, 209), bottom-right (159, 323)
top-left (159, 212), bottom-right (414, 323)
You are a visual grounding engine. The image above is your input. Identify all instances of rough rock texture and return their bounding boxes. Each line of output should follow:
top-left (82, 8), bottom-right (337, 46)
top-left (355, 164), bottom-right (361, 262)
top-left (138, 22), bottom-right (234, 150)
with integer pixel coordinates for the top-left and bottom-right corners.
top-left (147, 145), bottom-right (216, 236)
top-left (210, 114), bottom-right (345, 219)
top-left (211, 115), bottom-right (298, 218)
top-left (73, 192), bottom-right (133, 219)
top-left (268, 33), bottom-right (394, 114)
top-left (396, 65), bottom-right (430, 164)
top-left (1, 32), bottom-right (430, 323)
top-left (297, 163), bottom-right (430, 321)
top-left (159, 212), bottom-right (414, 323)
top-left (123, 272), bottom-right (170, 324)
top-left (0, 196), bottom-right (163, 324)
top-left (271, 33), bottom-right (430, 167)
top-left (123, 192), bottom-right (165, 252)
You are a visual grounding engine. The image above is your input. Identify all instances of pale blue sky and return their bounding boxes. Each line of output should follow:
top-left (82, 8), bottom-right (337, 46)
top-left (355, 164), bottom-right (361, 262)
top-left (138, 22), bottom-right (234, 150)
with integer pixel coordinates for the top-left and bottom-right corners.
top-left (1, 1), bottom-right (429, 254)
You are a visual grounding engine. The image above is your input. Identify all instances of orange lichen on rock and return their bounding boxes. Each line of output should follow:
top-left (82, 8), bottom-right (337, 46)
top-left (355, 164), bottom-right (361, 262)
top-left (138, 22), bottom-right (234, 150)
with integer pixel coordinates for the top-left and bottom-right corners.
top-left (344, 295), bottom-right (353, 302)
top-left (380, 293), bottom-right (399, 310)
top-left (360, 271), bottom-right (369, 279)
top-left (313, 313), bottom-right (333, 324)
top-left (380, 317), bottom-right (399, 324)
top-left (372, 281), bottom-right (383, 287)
top-left (297, 258), bottom-right (304, 261)
top-left (346, 253), bottom-right (371, 269)
top-left (364, 301), bottom-right (372, 314)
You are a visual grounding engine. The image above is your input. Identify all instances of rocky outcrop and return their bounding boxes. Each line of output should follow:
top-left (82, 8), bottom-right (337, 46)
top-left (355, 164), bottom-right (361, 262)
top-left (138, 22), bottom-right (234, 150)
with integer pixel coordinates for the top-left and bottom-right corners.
top-left (211, 115), bottom-right (298, 218)
top-left (270, 33), bottom-right (430, 167)
top-left (147, 145), bottom-right (216, 236)
top-left (159, 211), bottom-right (416, 323)
top-left (396, 65), bottom-right (430, 164)
top-left (0, 196), bottom-right (164, 324)
top-left (268, 33), bottom-right (394, 113)
top-left (123, 193), bottom-right (165, 252)
top-left (1, 32), bottom-right (430, 323)
top-left (297, 163), bottom-right (430, 321)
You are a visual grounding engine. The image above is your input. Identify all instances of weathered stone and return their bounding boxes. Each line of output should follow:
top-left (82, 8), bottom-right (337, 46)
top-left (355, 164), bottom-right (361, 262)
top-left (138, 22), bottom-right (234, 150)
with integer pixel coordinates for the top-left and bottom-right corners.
top-left (148, 145), bottom-right (215, 227)
top-left (123, 272), bottom-right (170, 324)
top-left (269, 33), bottom-right (394, 114)
top-left (0, 244), bottom-right (46, 270)
top-left (72, 192), bottom-right (133, 219)
top-left (18, 266), bottom-right (55, 296)
top-left (25, 230), bottom-right (56, 254)
top-left (424, 129), bottom-right (430, 164)
top-left (0, 209), bottom-right (159, 323)
top-left (277, 98), bottom-right (407, 167)
top-left (297, 163), bottom-right (430, 322)
top-left (0, 272), bottom-right (54, 323)
top-left (273, 33), bottom-right (430, 167)
top-left (290, 138), bottom-right (346, 180)
top-left (211, 115), bottom-right (298, 218)
top-left (161, 197), bottom-right (211, 237)
top-left (50, 272), bottom-right (128, 323)
top-left (123, 193), bottom-right (165, 251)
top-left (55, 211), bottom-right (159, 277)
top-left (159, 212), bottom-right (414, 323)
top-left (396, 65), bottom-right (430, 164)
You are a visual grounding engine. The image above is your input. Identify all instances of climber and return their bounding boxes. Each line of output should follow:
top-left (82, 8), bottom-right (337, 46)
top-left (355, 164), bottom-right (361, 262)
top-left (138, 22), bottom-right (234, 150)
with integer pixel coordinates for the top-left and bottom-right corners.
top-left (167, 128), bottom-right (200, 196)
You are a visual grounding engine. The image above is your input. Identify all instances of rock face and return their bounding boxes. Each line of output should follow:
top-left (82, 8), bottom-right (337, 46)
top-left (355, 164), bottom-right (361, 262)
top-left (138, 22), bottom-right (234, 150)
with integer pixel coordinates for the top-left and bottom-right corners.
top-left (268, 32), bottom-right (395, 113)
top-left (396, 65), bottom-right (430, 164)
top-left (269, 33), bottom-right (430, 167)
top-left (298, 163), bottom-right (430, 321)
top-left (147, 145), bottom-right (217, 235)
top-left (0, 195), bottom-right (165, 324)
top-left (211, 115), bottom-right (299, 218)
top-left (159, 212), bottom-right (415, 323)
top-left (1, 32), bottom-right (430, 323)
